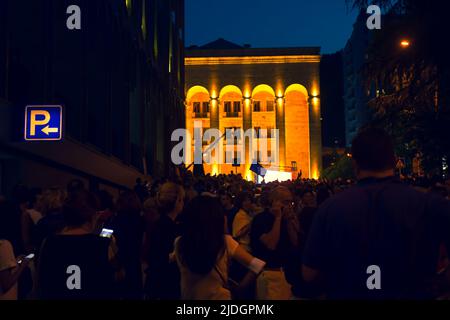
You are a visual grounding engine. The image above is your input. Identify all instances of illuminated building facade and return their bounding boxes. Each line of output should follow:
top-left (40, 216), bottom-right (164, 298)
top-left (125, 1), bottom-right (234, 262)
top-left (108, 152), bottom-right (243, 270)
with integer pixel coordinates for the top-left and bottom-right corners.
top-left (185, 39), bottom-right (322, 180)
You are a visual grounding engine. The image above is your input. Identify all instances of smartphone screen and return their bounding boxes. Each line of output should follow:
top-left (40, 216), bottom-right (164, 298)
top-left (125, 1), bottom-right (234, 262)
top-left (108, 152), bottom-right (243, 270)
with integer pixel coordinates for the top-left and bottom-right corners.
top-left (17, 253), bottom-right (34, 264)
top-left (25, 253), bottom-right (35, 260)
top-left (100, 228), bottom-right (114, 238)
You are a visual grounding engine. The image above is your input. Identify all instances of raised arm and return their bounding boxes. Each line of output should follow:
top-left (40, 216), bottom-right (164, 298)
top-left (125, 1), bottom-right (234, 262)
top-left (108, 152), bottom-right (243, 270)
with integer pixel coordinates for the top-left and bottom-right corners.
top-left (259, 201), bottom-right (283, 251)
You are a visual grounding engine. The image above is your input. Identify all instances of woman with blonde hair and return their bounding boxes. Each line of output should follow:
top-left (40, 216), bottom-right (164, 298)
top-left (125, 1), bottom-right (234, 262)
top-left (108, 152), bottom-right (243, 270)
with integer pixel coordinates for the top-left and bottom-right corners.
top-left (144, 182), bottom-right (185, 299)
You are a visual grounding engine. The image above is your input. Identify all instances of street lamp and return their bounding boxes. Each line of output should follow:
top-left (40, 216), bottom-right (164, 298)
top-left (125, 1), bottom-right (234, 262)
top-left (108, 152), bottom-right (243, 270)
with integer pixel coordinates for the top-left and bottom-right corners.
top-left (400, 39), bottom-right (411, 48)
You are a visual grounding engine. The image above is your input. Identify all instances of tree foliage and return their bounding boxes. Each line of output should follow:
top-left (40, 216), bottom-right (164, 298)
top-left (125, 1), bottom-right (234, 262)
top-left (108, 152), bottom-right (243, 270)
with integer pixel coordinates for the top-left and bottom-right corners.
top-left (321, 155), bottom-right (354, 180)
top-left (347, 0), bottom-right (450, 176)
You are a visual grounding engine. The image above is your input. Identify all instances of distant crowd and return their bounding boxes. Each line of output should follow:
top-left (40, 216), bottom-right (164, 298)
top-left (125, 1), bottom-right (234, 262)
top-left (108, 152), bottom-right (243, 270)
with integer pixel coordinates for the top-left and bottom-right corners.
top-left (1, 127), bottom-right (449, 300)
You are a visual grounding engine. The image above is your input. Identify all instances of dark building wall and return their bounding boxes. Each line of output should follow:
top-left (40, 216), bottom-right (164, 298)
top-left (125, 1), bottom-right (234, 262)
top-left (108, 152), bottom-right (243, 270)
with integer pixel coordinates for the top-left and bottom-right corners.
top-left (343, 11), bottom-right (373, 147)
top-left (0, 1), bottom-right (7, 101)
top-left (0, 0), bottom-right (185, 195)
top-left (320, 51), bottom-right (346, 147)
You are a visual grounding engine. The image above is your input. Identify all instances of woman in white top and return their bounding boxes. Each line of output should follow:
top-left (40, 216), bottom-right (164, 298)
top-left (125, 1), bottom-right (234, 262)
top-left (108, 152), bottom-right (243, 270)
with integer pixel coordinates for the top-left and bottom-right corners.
top-left (174, 196), bottom-right (265, 300)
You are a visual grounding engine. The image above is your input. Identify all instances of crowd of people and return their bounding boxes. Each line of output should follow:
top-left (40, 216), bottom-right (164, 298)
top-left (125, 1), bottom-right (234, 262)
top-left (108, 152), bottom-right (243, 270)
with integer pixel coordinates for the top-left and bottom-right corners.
top-left (1, 127), bottom-right (450, 300)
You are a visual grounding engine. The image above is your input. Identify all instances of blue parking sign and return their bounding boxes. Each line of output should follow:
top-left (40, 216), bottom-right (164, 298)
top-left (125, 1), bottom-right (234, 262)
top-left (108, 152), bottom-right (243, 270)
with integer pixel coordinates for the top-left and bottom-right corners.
top-left (24, 105), bottom-right (63, 141)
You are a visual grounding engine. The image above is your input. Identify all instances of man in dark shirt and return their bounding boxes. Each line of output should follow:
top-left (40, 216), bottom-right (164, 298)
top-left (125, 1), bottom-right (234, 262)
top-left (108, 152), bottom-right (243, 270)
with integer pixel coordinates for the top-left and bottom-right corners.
top-left (145, 213), bottom-right (180, 300)
top-left (303, 127), bottom-right (450, 299)
top-left (219, 192), bottom-right (239, 234)
top-left (251, 186), bottom-right (297, 299)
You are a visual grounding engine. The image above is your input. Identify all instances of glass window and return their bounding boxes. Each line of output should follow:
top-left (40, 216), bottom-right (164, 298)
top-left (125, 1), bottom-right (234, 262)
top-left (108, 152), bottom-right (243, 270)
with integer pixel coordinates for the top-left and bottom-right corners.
top-left (202, 102), bottom-right (210, 113)
top-left (266, 100), bottom-right (274, 112)
top-left (233, 101), bottom-right (241, 113)
top-left (224, 101), bottom-right (232, 113)
top-left (253, 101), bottom-right (261, 112)
top-left (193, 102), bottom-right (201, 113)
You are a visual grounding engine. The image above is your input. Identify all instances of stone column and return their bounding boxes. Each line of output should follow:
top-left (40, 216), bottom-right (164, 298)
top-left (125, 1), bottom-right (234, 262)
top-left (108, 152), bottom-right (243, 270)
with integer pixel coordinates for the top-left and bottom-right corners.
top-left (242, 97), bottom-right (253, 180)
top-left (276, 97), bottom-right (286, 167)
top-left (309, 96), bottom-right (322, 179)
top-left (209, 97), bottom-right (220, 175)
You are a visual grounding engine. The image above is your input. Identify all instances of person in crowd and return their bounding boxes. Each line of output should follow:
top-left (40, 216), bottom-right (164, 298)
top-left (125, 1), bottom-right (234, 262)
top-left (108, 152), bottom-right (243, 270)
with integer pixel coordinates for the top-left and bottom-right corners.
top-left (219, 191), bottom-right (239, 234)
top-left (174, 196), bottom-right (266, 300)
top-left (232, 191), bottom-right (256, 253)
top-left (93, 190), bottom-right (115, 234)
top-left (230, 191), bottom-right (261, 298)
top-left (302, 127), bottom-right (450, 299)
top-left (108, 190), bottom-right (144, 299)
top-left (144, 182), bottom-right (184, 299)
top-left (286, 189), bottom-right (322, 299)
top-left (297, 189), bottom-right (317, 240)
top-left (316, 185), bottom-right (331, 207)
top-left (142, 196), bottom-right (159, 243)
top-left (250, 186), bottom-right (298, 300)
top-left (0, 240), bottom-right (31, 300)
top-left (34, 187), bottom-right (67, 252)
top-left (67, 179), bottom-right (86, 195)
top-left (21, 188), bottom-right (43, 254)
top-left (37, 190), bottom-right (116, 299)
top-left (4, 185), bottom-right (29, 255)
top-left (0, 199), bottom-right (33, 301)
top-left (134, 178), bottom-right (149, 202)
top-left (184, 182), bottom-right (198, 203)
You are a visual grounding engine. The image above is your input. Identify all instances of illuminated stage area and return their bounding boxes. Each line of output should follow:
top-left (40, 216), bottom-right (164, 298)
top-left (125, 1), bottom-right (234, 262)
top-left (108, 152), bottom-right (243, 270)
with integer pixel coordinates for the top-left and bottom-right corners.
top-left (185, 39), bottom-right (322, 181)
top-left (258, 170), bottom-right (293, 184)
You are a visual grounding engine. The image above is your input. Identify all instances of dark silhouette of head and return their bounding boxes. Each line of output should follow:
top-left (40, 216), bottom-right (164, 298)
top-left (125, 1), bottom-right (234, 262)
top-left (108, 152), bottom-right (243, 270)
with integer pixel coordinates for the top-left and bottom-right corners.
top-left (235, 191), bottom-right (253, 211)
top-left (63, 190), bottom-right (99, 228)
top-left (351, 127), bottom-right (396, 176)
top-left (178, 196), bottom-right (225, 275)
top-left (67, 179), bottom-right (85, 195)
top-left (116, 190), bottom-right (142, 215)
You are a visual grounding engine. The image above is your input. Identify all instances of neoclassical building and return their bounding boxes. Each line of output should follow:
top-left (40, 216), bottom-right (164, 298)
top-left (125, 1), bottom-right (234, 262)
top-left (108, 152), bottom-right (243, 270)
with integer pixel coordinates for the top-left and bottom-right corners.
top-left (185, 39), bottom-right (322, 181)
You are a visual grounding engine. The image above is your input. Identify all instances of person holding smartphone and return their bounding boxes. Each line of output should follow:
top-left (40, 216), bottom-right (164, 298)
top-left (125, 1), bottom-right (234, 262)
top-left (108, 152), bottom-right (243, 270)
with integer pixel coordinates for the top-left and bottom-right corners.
top-left (0, 240), bottom-right (32, 300)
top-left (37, 189), bottom-right (116, 300)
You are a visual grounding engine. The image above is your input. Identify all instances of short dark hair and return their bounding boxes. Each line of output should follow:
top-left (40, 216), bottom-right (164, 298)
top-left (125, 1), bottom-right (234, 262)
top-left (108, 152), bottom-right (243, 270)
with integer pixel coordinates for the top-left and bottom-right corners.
top-left (351, 127), bottom-right (396, 171)
top-left (63, 190), bottom-right (99, 227)
top-left (235, 191), bottom-right (252, 209)
top-left (67, 179), bottom-right (85, 194)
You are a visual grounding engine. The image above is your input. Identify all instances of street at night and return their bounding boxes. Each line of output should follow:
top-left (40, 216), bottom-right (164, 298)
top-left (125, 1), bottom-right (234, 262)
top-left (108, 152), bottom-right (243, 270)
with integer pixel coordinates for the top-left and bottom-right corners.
top-left (1, 0), bottom-right (450, 316)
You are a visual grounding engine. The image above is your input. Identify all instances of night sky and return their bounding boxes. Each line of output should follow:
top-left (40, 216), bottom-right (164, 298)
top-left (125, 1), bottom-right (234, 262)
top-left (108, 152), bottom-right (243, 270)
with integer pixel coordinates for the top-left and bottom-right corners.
top-left (185, 0), bottom-right (359, 54)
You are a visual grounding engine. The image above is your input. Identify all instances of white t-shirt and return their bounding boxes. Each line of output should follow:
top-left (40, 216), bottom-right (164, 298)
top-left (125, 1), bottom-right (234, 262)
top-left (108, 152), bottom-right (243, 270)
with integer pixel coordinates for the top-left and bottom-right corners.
top-left (0, 240), bottom-right (18, 300)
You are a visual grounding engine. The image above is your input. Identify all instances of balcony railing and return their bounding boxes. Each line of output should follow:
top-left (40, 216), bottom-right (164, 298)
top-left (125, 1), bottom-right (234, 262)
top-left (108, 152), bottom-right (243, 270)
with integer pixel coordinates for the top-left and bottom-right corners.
top-left (193, 112), bottom-right (209, 118)
top-left (224, 112), bottom-right (242, 118)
